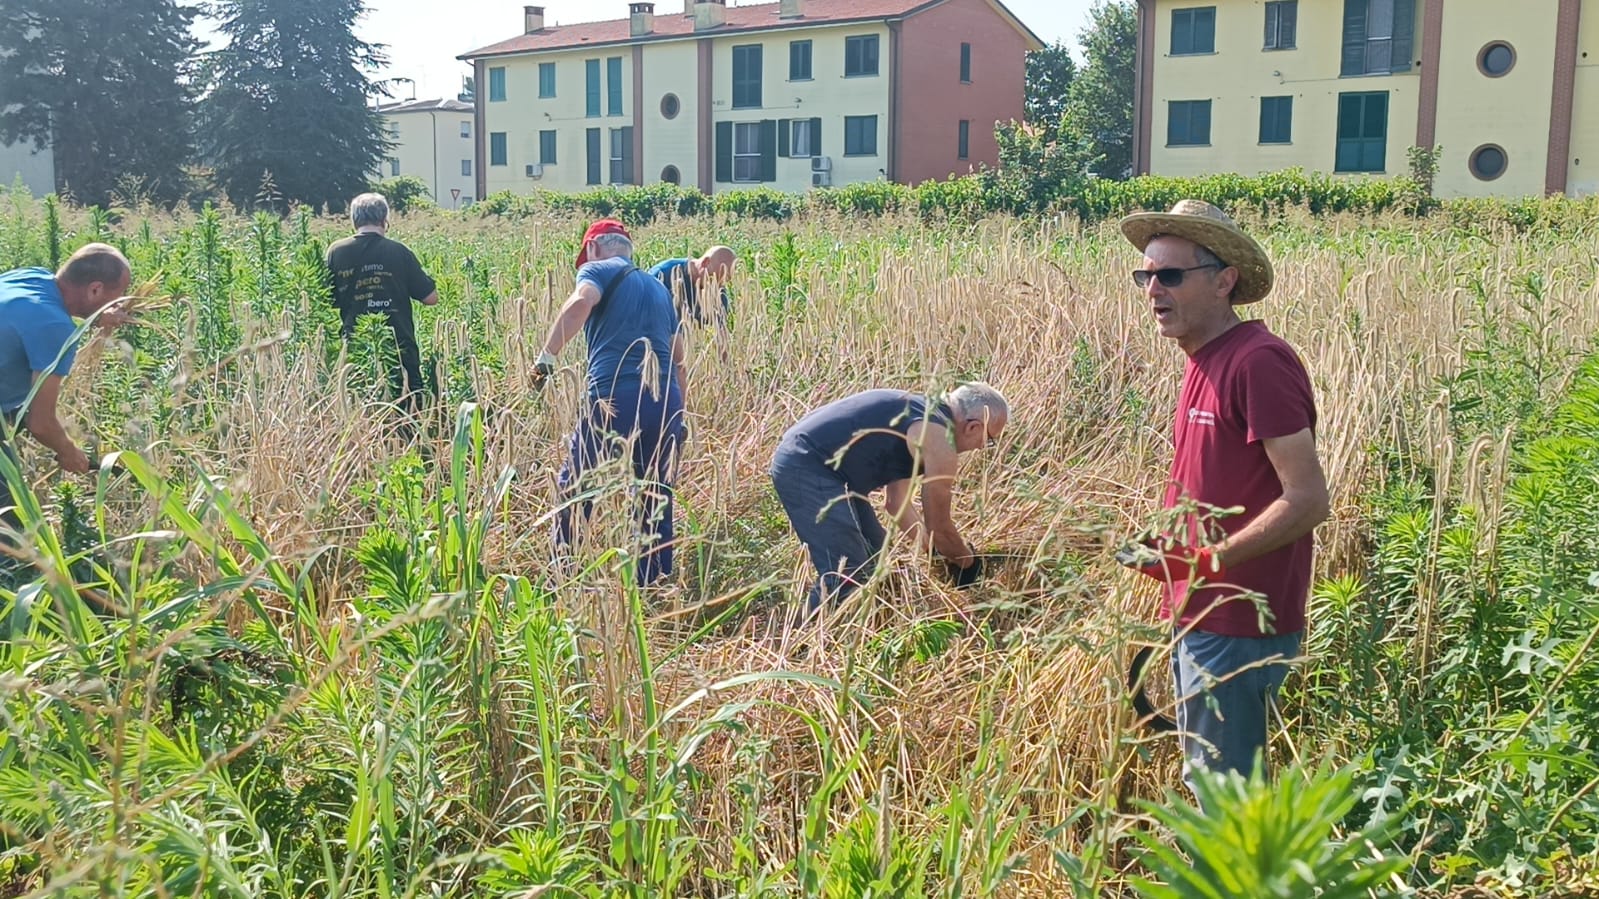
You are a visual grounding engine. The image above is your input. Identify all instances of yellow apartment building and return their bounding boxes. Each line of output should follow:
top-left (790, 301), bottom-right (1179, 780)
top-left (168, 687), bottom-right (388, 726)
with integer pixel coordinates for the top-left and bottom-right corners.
top-left (1132, 0), bottom-right (1599, 198)
top-left (1, 138), bottom-right (55, 198)
top-left (377, 98), bottom-right (479, 208)
top-left (459, 0), bottom-right (1042, 197)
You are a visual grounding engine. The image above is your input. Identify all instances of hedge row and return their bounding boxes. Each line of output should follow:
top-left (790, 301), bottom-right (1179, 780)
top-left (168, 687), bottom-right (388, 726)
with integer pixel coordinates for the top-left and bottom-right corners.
top-left (468, 169), bottom-right (1599, 233)
top-left (472, 168), bottom-right (1425, 224)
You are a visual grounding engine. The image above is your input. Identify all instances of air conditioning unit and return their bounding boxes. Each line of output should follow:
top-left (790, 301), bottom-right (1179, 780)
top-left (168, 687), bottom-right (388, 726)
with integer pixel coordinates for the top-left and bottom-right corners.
top-left (812, 170), bottom-right (831, 188)
top-left (525, 163), bottom-right (544, 178)
top-left (811, 155), bottom-right (832, 173)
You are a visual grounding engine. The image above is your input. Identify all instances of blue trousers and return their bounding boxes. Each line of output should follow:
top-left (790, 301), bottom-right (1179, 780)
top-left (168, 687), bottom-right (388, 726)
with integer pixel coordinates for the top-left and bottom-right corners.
top-left (769, 437), bottom-right (887, 612)
top-left (554, 386), bottom-right (683, 586)
top-left (1172, 628), bottom-right (1301, 791)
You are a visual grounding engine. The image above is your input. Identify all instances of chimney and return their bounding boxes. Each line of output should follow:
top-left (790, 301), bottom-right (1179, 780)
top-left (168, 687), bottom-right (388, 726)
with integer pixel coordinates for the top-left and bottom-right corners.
top-left (524, 5), bottom-right (545, 33)
top-left (630, 1), bottom-right (655, 36)
top-left (779, 0), bottom-right (804, 18)
top-left (694, 0), bottom-right (727, 31)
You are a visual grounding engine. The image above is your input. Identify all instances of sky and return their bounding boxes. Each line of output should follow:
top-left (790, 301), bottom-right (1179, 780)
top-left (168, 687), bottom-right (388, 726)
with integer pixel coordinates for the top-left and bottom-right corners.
top-left (341, 0), bottom-right (1095, 102)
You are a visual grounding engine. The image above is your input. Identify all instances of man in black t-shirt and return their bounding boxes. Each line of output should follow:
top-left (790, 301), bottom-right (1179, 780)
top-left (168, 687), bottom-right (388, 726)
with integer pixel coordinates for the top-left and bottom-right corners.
top-left (325, 193), bottom-right (438, 412)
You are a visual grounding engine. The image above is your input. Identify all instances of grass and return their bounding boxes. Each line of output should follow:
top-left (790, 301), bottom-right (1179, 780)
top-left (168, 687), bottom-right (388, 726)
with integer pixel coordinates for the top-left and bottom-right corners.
top-left (2, 190), bottom-right (1598, 896)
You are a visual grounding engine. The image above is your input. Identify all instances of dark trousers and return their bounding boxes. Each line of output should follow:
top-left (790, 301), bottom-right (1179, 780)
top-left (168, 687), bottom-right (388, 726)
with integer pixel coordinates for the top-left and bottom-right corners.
top-left (342, 317), bottom-right (427, 413)
top-left (769, 437), bottom-right (887, 612)
top-left (554, 386), bottom-right (683, 586)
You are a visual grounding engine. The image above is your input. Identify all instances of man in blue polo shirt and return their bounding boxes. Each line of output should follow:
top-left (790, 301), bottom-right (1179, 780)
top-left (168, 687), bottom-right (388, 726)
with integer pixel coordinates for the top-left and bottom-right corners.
top-left (536, 219), bottom-right (687, 586)
top-left (648, 245), bottom-right (735, 327)
top-left (0, 243), bottom-right (131, 476)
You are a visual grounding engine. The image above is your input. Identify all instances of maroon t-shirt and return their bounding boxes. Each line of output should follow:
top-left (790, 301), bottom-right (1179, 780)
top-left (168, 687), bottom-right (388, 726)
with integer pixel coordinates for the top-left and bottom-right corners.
top-left (1162, 320), bottom-right (1317, 637)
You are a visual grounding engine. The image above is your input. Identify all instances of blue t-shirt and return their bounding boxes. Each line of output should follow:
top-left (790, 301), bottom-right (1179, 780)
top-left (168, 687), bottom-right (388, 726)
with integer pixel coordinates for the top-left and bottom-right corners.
top-left (0, 267), bottom-right (80, 415)
top-left (648, 258), bottom-right (730, 325)
top-left (577, 256), bottom-right (680, 399)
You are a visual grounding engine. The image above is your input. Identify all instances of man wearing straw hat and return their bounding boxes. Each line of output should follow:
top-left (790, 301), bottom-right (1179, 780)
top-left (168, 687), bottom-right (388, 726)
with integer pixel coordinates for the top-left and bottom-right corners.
top-left (1117, 200), bottom-right (1329, 785)
top-left (535, 218), bottom-right (687, 587)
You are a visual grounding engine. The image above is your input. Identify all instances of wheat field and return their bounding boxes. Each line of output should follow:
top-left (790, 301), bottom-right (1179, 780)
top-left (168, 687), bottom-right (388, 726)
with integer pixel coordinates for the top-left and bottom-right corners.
top-left (3, 195), bottom-right (1598, 896)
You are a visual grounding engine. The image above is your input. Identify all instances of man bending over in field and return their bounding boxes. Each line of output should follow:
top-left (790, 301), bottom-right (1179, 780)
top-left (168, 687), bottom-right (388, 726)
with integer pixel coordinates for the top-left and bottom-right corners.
top-left (648, 245), bottom-right (735, 327)
top-left (769, 383), bottom-right (1005, 614)
top-left (536, 218), bottom-right (688, 587)
top-left (325, 192), bottom-right (439, 416)
top-left (1116, 199), bottom-right (1329, 790)
top-left (0, 244), bottom-right (133, 568)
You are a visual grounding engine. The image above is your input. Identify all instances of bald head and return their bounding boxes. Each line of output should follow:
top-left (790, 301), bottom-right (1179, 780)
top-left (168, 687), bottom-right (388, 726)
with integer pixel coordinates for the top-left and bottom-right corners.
top-left (696, 245), bottom-right (736, 282)
top-left (58, 243), bottom-right (131, 289)
top-left (55, 243), bottom-right (131, 318)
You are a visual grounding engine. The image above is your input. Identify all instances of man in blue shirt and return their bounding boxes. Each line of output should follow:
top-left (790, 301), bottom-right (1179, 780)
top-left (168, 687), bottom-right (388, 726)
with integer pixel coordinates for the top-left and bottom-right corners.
top-left (648, 246), bottom-right (735, 327)
top-left (0, 243), bottom-right (131, 476)
top-left (536, 219), bottom-right (687, 586)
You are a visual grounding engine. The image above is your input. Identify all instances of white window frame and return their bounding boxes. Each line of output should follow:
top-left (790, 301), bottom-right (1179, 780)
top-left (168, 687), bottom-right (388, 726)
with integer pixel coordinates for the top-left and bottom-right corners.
top-left (733, 122), bottom-right (762, 182)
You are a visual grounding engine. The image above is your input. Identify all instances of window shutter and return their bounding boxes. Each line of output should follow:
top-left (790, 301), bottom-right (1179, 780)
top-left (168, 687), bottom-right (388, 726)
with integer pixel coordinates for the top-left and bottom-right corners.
top-left (715, 121), bottom-right (733, 182)
top-left (1340, 0), bottom-right (1367, 76)
top-left (1391, 0), bottom-right (1415, 71)
top-left (810, 118), bottom-right (822, 157)
top-left (1199, 8), bottom-right (1215, 52)
top-left (777, 119), bottom-right (791, 157)
top-left (1282, 2), bottom-right (1298, 48)
top-left (760, 119), bottom-right (778, 182)
top-left (586, 128), bottom-right (601, 184)
top-left (622, 127), bottom-right (635, 184)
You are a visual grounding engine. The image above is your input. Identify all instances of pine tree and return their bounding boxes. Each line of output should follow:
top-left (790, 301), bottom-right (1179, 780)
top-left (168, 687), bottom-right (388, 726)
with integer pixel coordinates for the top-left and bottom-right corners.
top-left (200, 0), bottom-right (390, 211)
top-left (0, 0), bottom-right (199, 207)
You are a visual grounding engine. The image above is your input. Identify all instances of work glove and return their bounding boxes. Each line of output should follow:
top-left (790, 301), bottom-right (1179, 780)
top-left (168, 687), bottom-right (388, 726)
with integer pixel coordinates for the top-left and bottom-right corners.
top-left (1116, 540), bottom-right (1225, 583)
top-left (532, 351), bottom-right (557, 390)
top-left (943, 542), bottom-right (984, 589)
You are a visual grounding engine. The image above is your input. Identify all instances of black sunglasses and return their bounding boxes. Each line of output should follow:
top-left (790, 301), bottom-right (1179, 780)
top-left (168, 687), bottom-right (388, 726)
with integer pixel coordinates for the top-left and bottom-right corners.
top-left (1132, 262), bottom-right (1222, 289)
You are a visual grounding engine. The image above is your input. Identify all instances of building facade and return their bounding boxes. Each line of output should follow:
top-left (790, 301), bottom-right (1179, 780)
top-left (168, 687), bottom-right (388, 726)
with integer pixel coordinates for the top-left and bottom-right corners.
top-left (0, 138), bottom-right (56, 198)
top-left (377, 98), bottom-right (478, 207)
top-left (1133, 0), bottom-right (1599, 198)
top-left (458, 0), bottom-right (1041, 197)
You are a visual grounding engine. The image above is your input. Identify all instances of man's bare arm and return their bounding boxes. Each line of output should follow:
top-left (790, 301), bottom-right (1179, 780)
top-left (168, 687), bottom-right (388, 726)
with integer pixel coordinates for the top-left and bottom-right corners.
top-left (1217, 428), bottom-right (1329, 566)
top-left (908, 421), bottom-right (973, 567)
top-left (24, 374), bottom-right (88, 474)
top-left (539, 282), bottom-right (601, 358)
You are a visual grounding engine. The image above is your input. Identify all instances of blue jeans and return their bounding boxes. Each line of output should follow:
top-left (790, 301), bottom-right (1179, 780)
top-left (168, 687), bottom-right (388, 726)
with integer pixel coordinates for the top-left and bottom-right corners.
top-left (1172, 628), bottom-right (1300, 789)
top-left (769, 438), bottom-right (886, 612)
top-left (554, 386), bottom-right (683, 586)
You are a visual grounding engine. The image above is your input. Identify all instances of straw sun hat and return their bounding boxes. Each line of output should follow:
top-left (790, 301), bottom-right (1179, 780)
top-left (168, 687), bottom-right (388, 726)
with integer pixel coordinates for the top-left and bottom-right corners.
top-left (1119, 199), bottom-right (1275, 304)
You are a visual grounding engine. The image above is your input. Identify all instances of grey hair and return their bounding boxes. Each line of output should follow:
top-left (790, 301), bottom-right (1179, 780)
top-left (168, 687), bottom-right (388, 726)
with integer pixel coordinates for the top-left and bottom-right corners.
top-left (592, 232), bottom-right (634, 259)
top-left (947, 381), bottom-right (1009, 424)
top-left (1192, 243), bottom-right (1226, 269)
top-left (350, 193), bottom-right (390, 228)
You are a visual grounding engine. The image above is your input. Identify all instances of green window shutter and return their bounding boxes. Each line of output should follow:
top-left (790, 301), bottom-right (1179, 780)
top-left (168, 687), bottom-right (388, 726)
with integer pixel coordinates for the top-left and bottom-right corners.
top-left (715, 121), bottom-right (733, 182)
top-left (811, 117), bottom-right (822, 156)
top-left (1198, 7), bottom-right (1215, 52)
top-left (586, 128), bottom-right (601, 184)
top-left (760, 119), bottom-right (777, 182)
top-left (1391, 0), bottom-right (1415, 71)
top-left (1340, 0), bottom-right (1367, 76)
top-left (607, 57), bottom-right (623, 115)
top-left (621, 126), bottom-right (635, 184)
top-left (777, 118), bottom-right (791, 157)
top-left (585, 59), bottom-right (601, 117)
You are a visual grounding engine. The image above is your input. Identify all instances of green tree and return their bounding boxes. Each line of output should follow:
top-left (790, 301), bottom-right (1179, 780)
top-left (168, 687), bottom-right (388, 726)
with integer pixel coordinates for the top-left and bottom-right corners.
top-left (200, 0), bottom-right (390, 211)
top-left (0, 0), bottom-right (198, 207)
top-left (1060, 0), bottom-right (1136, 180)
top-left (1024, 41), bottom-right (1077, 138)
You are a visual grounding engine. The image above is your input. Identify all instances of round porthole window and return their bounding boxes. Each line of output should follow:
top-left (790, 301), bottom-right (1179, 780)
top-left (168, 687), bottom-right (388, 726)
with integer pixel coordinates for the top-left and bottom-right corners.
top-left (1469, 144), bottom-right (1507, 181)
top-left (660, 93), bottom-right (681, 119)
top-left (1477, 41), bottom-right (1515, 77)
top-left (661, 165), bottom-right (681, 185)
